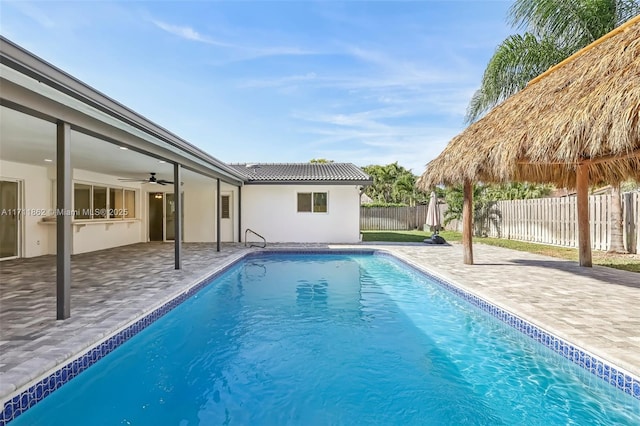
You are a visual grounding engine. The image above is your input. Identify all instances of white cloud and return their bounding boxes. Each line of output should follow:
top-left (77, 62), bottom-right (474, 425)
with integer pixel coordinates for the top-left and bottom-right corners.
top-left (151, 20), bottom-right (234, 47)
top-left (151, 18), bottom-right (321, 63)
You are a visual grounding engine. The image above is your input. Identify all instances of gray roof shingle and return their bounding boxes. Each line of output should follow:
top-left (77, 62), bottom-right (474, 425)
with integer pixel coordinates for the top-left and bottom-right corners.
top-left (228, 163), bottom-right (372, 184)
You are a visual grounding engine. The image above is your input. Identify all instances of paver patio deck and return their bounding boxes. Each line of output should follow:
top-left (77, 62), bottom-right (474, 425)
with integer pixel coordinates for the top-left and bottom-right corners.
top-left (1, 241), bottom-right (639, 406)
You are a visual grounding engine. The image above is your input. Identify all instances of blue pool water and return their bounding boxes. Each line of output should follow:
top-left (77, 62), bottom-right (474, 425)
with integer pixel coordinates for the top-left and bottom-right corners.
top-left (13, 253), bottom-right (640, 425)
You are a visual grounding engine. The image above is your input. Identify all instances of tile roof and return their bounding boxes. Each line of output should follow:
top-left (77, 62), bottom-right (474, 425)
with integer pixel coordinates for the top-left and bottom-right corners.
top-left (228, 163), bottom-right (372, 184)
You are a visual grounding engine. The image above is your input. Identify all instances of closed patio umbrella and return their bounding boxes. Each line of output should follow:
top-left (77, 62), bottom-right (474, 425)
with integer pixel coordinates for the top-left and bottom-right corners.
top-left (425, 191), bottom-right (441, 234)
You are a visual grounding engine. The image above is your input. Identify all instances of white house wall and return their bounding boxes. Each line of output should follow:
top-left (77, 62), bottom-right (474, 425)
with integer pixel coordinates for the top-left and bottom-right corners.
top-left (241, 184), bottom-right (361, 243)
top-left (71, 220), bottom-right (142, 254)
top-left (181, 181), bottom-right (239, 243)
top-left (183, 182), bottom-right (216, 243)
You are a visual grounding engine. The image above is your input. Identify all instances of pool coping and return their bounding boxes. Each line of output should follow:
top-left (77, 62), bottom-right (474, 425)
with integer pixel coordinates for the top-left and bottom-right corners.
top-left (2, 248), bottom-right (638, 424)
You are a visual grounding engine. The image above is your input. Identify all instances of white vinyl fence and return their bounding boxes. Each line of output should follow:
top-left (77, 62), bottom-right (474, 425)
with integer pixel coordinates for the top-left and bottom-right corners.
top-left (360, 205), bottom-right (428, 231)
top-left (462, 192), bottom-right (639, 253)
top-left (361, 192), bottom-right (639, 253)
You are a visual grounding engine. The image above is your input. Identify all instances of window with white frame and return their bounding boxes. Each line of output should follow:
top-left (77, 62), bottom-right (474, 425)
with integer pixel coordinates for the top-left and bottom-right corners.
top-left (297, 192), bottom-right (327, 213)
top-left (73, 183), bottom-right (136, 220)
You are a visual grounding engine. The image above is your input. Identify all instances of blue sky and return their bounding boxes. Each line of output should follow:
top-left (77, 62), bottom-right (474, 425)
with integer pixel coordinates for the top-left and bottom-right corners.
top-left (1, 1), bottom-right (513, 174)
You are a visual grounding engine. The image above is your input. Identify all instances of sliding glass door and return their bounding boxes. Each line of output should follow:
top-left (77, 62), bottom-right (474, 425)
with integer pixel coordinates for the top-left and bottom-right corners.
top-left (165, 193), bottom-right (184, 241)
top-left (148, 192), bottom-right (184, 242)
top-left (0, 180), bottom-right (20, 259)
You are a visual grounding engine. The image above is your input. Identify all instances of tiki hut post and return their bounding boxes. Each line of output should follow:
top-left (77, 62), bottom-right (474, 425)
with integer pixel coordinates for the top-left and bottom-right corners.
top-left (576, 163), bottom-right (593, 267)
top-left (462, 179), bottom-right (474, 265)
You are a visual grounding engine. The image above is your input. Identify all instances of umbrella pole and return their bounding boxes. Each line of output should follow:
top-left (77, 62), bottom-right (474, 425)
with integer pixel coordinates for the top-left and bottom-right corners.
top-left (463, 179), bottom-right (474, 264)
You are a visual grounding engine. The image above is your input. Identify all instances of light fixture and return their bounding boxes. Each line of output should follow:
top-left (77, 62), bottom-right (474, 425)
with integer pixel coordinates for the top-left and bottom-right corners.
top-left (158, 160), bottom-right (166, 164)
top-left (119, 146), bottom-right (128, 150)
top-left (154, 193), bottom-right (163, 199)
top-left (44, 159), bottom-right (53, 162)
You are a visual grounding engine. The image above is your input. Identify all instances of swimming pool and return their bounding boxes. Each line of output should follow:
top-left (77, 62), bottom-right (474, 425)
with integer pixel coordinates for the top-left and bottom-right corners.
top-left (7, 252), bottom-right (640, 424)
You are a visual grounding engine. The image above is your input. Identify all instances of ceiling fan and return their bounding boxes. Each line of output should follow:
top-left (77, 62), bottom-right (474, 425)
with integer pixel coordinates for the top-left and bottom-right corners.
top-left (118, 172), bottom-right (174, 185)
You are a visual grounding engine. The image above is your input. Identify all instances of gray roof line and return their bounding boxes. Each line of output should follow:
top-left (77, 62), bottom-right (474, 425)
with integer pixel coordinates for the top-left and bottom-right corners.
top-left (0, 36), bottom-right (244, 184)
top-left (227, 163), bottom-right (373, 184)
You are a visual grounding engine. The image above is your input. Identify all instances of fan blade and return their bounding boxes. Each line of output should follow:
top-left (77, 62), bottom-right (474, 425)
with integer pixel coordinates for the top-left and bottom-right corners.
top-left (157, 180), bottom-right (174, 185)
top-left (118, 178), bottom-right (147, 182)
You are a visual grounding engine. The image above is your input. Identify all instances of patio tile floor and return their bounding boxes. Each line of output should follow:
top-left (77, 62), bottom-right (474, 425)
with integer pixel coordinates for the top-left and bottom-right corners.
top-left (1, 241), bottom-right (638, 403)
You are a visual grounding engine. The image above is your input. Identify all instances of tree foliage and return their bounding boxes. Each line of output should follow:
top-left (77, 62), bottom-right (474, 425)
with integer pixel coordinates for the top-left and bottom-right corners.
top-left (361, 162), bottom-right (429, 206)
top-left (466, 0), bottom-right (640, 123)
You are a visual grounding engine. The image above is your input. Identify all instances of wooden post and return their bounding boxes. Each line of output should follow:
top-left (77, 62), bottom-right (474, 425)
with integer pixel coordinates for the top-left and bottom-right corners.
top-left (463, 179), bottom-right (474, 265)
top-left (576, 164), bottom-right (592, 266)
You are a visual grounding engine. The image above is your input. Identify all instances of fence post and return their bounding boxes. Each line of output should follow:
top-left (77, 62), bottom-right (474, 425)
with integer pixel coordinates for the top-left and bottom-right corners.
top-left (624, 192), bottom-right (637, 254)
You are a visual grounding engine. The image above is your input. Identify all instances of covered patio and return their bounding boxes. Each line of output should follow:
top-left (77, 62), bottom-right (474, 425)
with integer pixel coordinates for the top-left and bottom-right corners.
top-left (1, 36), bottom-right (245, 324)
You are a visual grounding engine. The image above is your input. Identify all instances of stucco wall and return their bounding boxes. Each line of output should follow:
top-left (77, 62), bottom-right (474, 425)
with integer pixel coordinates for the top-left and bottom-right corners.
top-left (241, 184), bottom-right (361, 243)
top-left (182, 182), bottom-right (215, 243)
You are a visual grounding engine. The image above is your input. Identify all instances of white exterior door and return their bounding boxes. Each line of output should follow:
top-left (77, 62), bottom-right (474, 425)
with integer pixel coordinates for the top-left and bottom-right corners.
top-left (220, 193), bottom-right (233, 242)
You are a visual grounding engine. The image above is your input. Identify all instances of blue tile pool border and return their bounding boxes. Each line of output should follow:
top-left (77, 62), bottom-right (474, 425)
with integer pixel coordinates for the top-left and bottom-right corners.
top-left (2, 248), bottom-right (638, 424)
top-left (372, 250), bottom-right (640, 402)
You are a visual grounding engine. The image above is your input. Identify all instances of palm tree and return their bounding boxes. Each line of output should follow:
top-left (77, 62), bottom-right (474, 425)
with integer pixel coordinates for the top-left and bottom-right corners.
top-left (467, 0), bottom-right (639, 122)
top-left (467, 0), bottom-right (639, 253)
top-left (608, 185), bottom-right (627, 253)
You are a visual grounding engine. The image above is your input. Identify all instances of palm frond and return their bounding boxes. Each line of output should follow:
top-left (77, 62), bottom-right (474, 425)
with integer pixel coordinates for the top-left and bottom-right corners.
top-left (508, 0), bottom-right (628, 48)
top-left (465, 33), bottom-right (567, 123)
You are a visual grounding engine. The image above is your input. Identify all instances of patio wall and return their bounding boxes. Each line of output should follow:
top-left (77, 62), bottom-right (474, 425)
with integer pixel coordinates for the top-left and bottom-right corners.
top-left (1, 159), bottom-right (236, 257)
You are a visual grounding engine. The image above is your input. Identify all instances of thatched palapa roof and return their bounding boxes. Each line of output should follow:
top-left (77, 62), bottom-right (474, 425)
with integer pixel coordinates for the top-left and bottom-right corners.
top-left (418, 15), bottom-right (640, 190)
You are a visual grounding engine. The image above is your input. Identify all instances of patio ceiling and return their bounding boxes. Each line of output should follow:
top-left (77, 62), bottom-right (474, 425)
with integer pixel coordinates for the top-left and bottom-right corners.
top-left (0, 106), bottom-right (220, 185)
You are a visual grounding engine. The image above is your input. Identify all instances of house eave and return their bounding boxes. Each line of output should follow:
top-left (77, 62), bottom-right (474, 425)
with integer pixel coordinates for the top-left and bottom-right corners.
top-left (0, 36), bottom-right (245, 185)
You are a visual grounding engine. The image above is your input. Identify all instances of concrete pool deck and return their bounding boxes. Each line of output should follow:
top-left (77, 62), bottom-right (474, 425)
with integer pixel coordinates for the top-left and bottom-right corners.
top-left (1, 241), bottom-right (639, 405)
